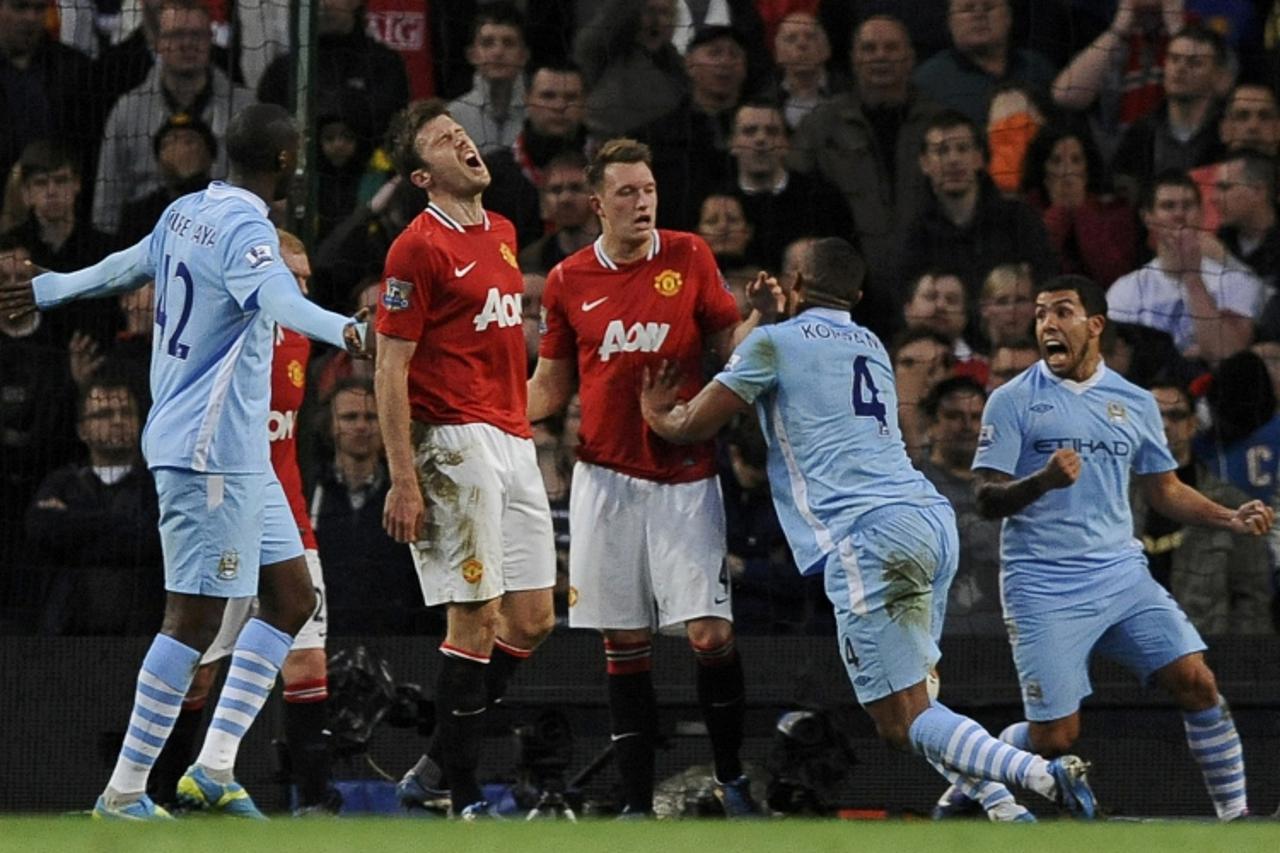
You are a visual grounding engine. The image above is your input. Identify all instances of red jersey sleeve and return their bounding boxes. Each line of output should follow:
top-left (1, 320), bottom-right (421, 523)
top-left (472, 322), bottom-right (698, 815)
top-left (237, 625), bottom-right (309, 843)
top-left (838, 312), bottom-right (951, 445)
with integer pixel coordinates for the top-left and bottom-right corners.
top-left (376, 231), bottom-right (437, 342)
top-left (690, 235), bottom-right (741, 336)
top-left (538, 264), bottom-right (577, 360)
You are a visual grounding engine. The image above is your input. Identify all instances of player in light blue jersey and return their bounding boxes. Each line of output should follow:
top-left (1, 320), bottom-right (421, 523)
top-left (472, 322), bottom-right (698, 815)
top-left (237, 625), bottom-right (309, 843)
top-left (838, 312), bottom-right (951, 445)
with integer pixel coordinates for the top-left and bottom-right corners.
top-left (1, 104), bottom-right (370, 821)
top-left (964, 274), bottom-right (1273, 821)
top-left (641, 238), bottom-right (1099, 822)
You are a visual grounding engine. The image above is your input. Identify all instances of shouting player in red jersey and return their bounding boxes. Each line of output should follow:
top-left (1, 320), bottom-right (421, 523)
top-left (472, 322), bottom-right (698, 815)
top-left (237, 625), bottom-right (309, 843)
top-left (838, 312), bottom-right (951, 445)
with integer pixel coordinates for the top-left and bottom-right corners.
top-left (527, 138), bottom-right (783, 817)
top-left (151, 231), bottom-right (338, 814)
top-left (375, 99), bottom-right (556, 819)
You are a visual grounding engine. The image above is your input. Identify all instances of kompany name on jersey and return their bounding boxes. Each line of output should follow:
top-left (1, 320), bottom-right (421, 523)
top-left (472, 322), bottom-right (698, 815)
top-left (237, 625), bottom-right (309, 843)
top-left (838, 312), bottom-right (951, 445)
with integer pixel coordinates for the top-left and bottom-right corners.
top-left (598, 320), bottom-right (670, 362)
top-left (163, 208), bottom-right (218, 247)
top-left (473, 287), bottom-right (522, 331)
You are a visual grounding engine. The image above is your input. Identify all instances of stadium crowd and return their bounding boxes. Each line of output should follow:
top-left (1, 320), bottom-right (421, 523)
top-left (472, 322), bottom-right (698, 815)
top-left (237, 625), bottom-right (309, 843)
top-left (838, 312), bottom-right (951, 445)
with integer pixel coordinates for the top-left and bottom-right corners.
top-left (2, 0), bottom-right (1280, 648)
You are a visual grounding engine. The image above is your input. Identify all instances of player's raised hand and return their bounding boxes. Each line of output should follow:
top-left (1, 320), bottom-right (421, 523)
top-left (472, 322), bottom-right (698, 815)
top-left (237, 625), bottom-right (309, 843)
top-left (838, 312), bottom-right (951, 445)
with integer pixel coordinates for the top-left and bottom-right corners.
top-left (1039, 448), bottom-right (1081, 490)
top-left (745, 271), bottom-right (785, 320)
top-left (383, 477), bottom-right (427, 545)
top-left (0, 252), bottom-right (46, 321)
top-left (1227, 500), bottom-right (1275, 536)
top-left (640, 359), bottom-right (682, 423)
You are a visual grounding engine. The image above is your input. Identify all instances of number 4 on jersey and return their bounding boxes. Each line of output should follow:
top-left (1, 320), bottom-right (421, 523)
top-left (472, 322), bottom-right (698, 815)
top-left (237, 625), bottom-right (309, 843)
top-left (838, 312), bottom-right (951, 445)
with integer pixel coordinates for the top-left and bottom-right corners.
top-left (851, 355), bottom-right (888, 435)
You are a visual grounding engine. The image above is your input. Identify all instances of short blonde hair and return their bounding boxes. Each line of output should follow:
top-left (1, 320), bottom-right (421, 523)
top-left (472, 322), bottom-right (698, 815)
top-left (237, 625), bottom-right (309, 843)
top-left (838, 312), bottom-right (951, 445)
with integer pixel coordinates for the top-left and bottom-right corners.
top-left (276, 228), bottom-right (306, 257)
top-left (981, 262), bottom-right (1030, 302)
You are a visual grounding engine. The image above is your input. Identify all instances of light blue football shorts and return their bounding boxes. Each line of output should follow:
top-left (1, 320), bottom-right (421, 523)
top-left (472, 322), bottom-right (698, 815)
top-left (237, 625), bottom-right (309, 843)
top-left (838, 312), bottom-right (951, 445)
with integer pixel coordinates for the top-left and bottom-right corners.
top-left (824, 501), bottom-right (959, 704)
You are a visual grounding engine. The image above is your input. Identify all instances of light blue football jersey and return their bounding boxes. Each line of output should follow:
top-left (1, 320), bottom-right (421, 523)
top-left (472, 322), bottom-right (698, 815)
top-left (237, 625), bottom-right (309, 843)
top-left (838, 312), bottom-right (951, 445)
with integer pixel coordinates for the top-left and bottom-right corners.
top-left (140, 183), bottom-right (307, 472)
top-left (972, 361), bottom-right (1177, 606)
top-left (715, 307), bottom-right (947, 575)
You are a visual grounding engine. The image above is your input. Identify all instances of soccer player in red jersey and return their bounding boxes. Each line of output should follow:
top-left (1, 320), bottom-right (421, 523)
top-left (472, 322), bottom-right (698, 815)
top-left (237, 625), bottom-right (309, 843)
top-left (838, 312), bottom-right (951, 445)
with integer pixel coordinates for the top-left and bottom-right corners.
top-left (151, 231), bottom-right (338, 814)
top-left (527, 138), bottom-right (782, 817)
top-left (375, 99), bottom-right (556, 819)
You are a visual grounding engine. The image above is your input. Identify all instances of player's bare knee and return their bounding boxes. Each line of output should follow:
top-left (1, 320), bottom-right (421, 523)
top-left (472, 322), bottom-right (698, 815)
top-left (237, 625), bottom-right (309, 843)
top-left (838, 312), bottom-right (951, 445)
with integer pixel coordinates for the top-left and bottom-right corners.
top-left (874, 716), bottom-right (913, 750)
top-left (1170, 662), bottom-right (1219, 711)
top-left (686, 617), bottom-right (733, 650)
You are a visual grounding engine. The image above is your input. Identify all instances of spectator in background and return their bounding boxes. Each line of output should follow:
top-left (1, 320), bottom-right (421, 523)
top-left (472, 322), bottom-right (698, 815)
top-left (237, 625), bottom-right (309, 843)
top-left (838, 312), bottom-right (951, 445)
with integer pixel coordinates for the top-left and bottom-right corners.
top-left (485, 62), bottom-right (589, 246)
top-left (0, 242), bottom-right (78, 612)
top-left (891, 327), bottom-right (954, 463)
top-left (258, 0), bottom-right (409, 159)
top-left (1133, 377), bottom-right (1272, 635)
top-left (93, 0), bottom-right (254, 235)
top-left (1051, 0), bottom-right (1186, 157)
top-left (978, 262), bottom-right (1034, 348)
top-left (574, 0), bottom-right (687, 139)
top-left (26, 365), bottom-right (161, 636)
top-left (310, 378), bottom-right (428, 635)
top-left (1111, 24), bottom-right (1229, 203)
top-left (902, 269), bottom-right (988, 385)
top-left (1109, 170), bottom-right (1264, 362)
top-left (1196, 349), bottom-right (1280, 506)
top-left (3, 141), bottom-right (119, 348)
top-left (118, 113), bottom-right (216, 245)
top-left (1214, 151), bottom-right (1280, 287)
top-left (518, 152), bottom-right (600, 275)
top-left (0, 0), bottom-right (95, 196)
top-left (787, 14), bottom-right (943, 340)
top-left (640, 25), bottom-right (750, 230)
top-left (312, 91), bottom-right (382, 244)
top-left (1190, 82), bottom-right (1280, 232)
top-left (902, 110), bottom-right (1058, 307)
top-left (521, 272), bottom-right (545, 372)
top-left (986, 336), bottom-right (1039, 390)
top-left (911, 0), bottom-right (1056, 127)
top-left (698, 193), bottom-right (756, 270)
top-left (985, 81), bottom-right (1045, 195)
top-left (917, 376), bottom-right (1003, 636)
top-left (445, 3), bottom-right (529, 155)
top-left (726, 100), bottom-right (852, 273)
top-left (1020, 125), bottom-right (1138, 288)
top-left (764, 11), bottom-right (846, 130)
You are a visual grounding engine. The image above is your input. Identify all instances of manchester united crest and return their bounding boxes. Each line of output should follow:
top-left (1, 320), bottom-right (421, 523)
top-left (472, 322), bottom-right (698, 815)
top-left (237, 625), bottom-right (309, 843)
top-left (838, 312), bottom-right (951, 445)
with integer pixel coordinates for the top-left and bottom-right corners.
top-left (500, 243), bottom-right (518, 269)
top-left (287, 359), bottom-right (304, 388)
top-left (461, 558), bottom-right (484, 584)
top-left (653, 269), bottom-right (683, 296)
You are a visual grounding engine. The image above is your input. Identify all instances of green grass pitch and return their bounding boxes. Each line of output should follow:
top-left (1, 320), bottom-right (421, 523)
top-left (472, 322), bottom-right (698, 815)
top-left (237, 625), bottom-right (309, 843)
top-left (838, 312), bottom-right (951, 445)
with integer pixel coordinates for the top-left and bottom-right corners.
top-left (1, 817), bottom-right (1277, 853)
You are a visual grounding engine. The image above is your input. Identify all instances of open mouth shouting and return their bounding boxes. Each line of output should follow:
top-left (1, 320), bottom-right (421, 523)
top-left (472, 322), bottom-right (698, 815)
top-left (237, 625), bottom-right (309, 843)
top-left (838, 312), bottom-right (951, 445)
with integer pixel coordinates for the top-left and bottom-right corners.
top-left (1041, 336), bottom-right (1070, 370)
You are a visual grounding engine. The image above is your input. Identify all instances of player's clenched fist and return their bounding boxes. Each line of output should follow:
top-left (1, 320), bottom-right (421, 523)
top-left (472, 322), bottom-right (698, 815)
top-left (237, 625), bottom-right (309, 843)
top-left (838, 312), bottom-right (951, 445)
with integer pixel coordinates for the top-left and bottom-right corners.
top-left (1229, 500), bottom-right (1275, 536)
top-left (1039, 448), bottom-right (1081, 490)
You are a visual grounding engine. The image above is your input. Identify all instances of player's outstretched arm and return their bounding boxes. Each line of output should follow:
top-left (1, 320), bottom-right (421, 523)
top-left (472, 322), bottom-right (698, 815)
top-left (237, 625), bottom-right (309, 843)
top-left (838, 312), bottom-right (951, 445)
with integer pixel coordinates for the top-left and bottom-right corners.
top-left (641, 360), bottom-right (749, 444)
top-left (527, 356), bottom-right (576, 423)
top-left (256, 274), bottom-right (368, 354)
top-left (1139, 471), bottom-right (1276, 535)
top-left (14, 239), bottom-right (154, 314)
top-left (375, 334), bottom-right (426, 544)
top-left (973, 449), bottom-right (1081, 519)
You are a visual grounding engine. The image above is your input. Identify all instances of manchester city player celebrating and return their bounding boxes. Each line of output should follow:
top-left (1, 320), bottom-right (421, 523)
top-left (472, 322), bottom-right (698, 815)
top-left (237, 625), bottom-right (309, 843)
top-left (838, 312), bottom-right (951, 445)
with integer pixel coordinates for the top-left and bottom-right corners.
top-left (640, 238), bottom-right (1098, 822)
top-left (964, 274), bottom-right (1273, 821)
top-left (1, 104), bottom-right (369, 820)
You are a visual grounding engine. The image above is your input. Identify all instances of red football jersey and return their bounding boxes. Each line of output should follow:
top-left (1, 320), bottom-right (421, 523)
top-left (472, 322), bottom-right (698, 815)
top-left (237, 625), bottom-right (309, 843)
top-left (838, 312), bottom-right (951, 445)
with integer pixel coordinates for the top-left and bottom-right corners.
top-left (376, 203), bottom-right (531, 439)
top-left (269, 325), bottom-right (317, 550)
top-left (540, 230), bottom-right (739, 483)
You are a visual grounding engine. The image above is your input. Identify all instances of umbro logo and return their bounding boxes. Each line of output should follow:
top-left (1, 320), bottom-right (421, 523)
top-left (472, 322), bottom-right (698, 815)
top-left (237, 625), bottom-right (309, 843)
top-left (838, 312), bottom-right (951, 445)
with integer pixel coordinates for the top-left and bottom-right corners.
top-left (454, 261), bottom-right (478, 278)
top-left (582, 296), bottom-right (609, 312)
top-left (1030, 403), bottom-right (1054, 413)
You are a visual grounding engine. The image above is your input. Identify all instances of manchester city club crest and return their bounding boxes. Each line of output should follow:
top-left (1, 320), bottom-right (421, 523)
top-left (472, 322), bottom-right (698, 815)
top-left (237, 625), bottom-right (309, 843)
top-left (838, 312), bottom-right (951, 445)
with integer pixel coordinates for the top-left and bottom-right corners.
top-left (217, 549), bottom-right (240, 581)
top-left (1107, 401), bottom-right (1127, 423)
top-left (383, 277), bottom-right (413, 311)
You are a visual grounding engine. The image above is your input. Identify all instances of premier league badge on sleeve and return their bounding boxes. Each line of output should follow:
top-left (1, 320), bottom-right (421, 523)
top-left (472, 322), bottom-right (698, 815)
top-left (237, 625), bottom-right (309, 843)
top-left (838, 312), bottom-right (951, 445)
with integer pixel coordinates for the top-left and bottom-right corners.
top-left (977, 424), bottom-right (994, 449)
top-left (244, 244), bottom-right (275, 269)
top-left (383, 277), bottom-right (413, 311)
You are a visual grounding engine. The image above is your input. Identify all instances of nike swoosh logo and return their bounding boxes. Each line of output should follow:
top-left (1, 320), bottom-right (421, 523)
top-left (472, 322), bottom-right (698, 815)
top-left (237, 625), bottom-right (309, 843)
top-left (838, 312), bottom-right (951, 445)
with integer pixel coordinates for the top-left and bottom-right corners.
top-left (713, 595), bottom-right (729, 605)
top-left (454, 261), bottom-right (477, 278)
top-left (582, 296), bottom-right (609, 312)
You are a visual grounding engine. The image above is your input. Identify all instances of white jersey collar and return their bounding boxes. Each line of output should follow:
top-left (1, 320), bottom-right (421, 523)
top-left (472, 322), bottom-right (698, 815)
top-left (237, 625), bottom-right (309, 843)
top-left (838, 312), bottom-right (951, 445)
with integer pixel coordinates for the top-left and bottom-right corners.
top-left (1039, 358), bottom-right (1107, 395)
top-left (593, 230), bottom-right (661, 270)
top-left (426, 201), bottom-right (490, 233)
top-left (205, 181), bottom-right (268, 217)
